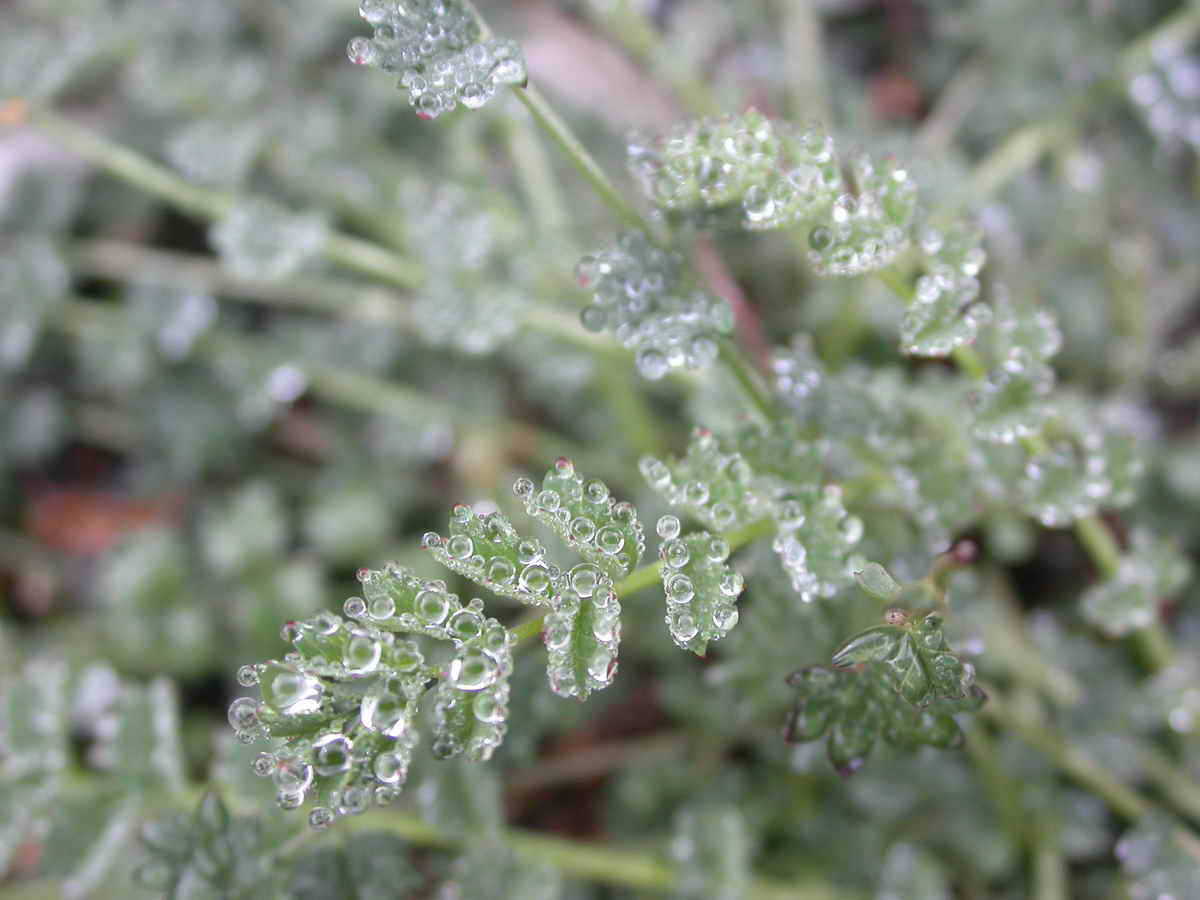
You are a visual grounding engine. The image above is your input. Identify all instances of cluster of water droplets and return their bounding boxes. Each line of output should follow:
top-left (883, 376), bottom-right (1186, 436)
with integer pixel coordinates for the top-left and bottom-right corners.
top-left (771, 484), bottom-right (863, 603)
top-left (657, 515), bottom-right (745, 656)
top-left (899, 224), bottom-right (991, 357)
top-left (0, 237), bottom-right (69, 371)
top-left (514, 457), bottom-right (643, 579)
top-left (970, 295), bottom-right (1061, 444)
top-left (209, 199), bottom-right (329, 281)
top-left (348, 0), bottom-right (526, 119)
top-left (639, 427), bottom-right (762, 532)
top-left (422, 505), bottom-right (558, 606)
top-left (542, 563), bottom-right (622, 700)
top-left (626, 110), bottom-right (918, 275)
top-left (1079, 529), bottom-right (1193, 637)
top-left (576, 232), bottom-right (733, 380)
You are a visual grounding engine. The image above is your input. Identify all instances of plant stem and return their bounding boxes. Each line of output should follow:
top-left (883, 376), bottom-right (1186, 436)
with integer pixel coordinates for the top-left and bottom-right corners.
top-left (719, 338), bottom-right (781, 424)
top-left (333, 809), bottom-right (848, 899)
top-left (513, 84), bottom-right (659, 239)
top-left (969, 6), bottom-right (1200, 200)
top-left (24, 106), bottom-right (424, 290)
top-left (1032, 828), bottom-right (1069, 900)
top-left (980, 686), bottom-right (1149, 821)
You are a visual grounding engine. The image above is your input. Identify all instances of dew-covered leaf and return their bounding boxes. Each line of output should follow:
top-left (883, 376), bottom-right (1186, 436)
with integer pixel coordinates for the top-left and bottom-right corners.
top-left (0, 237), bottom-right (69, 371)
top-left (96, 678), bottom-right (187, 794)
top-left (515, 457), bottom-right (644, 579)
top-left (1115, 815), bottom-right (1200, 900)
top-left (657, 518), bottom-right (745, 656)
top-left (670, 803), bottom-right (751, 900)
top-left (542, 565), bottom-right (621, 700)
top-left (422, 505), bottom-right (556, 606)
top-left (640, 427), bottom-right (765, 532)
top-left (209, 199), bottom-right (328, 281)
top-left (432, 625), bottom-right (514, 761)
top-left (349, 0), bottom-right (526, 119)
top-left (1020, 441), bottom-right (1109, 527)
top-left (286, 832), bottom-right (420, 900)
top-left (772, 484), bottom-right (862, 603)
top-left (41, 788), bottom-right (139, 900)
top-left (900, 225), bottom-right (989, 358)
top-left (576, 232), bottom-right (733, 380)
top-left (199, 481), bottom-right (289, 576)
top-left (1079, 529), bottom-right (1193, 637)
top-left (441, 841), bottom-right (563, 900)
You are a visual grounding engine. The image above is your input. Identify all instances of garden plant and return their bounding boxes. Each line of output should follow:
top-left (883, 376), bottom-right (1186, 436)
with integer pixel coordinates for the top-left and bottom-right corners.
top-left (1, 0), bottom-right (1200, 897)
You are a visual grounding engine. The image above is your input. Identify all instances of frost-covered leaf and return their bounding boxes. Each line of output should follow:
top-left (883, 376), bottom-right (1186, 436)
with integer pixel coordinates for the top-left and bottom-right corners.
top-left (515, 457), bottom-right (644, 579)
top-left (542, 565), bottom-right (621, 700)
top-left (657, 517), bottom-right (745, 656)
top-left (785, 612), bottom-right (986, 774)
top-left (1020, 441), bottom-right (1109, 527)
top-left (670, 803), bottom-right (751, 900)
top-left (0, 237), bottom-right (69, 370)
top-left (627, 112), bottom-right (916, 277)
top-left (1079, 529), bottom-right (1193, 637)
top-left (1116, 815), bottom-right (1200, 900)
top-left (210, 199), bottom-right (328, 281)
top-left (422, 505), bottom-right (556, 606)
top-left (576, 232), bottom-right (733, 379)
top-left (900, 226), bottom-right (989, 357)
top-left (349, 0), bottom-right (527, 119)
top-left (287, 832), bottom-right (420, 900)
top-left (440, 841), bottom-right (563, 900)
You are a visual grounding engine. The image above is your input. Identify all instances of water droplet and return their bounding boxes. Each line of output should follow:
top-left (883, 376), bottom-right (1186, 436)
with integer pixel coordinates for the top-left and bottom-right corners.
top-left (308, 807), bottom-right (335, 830)
top-left (657, 515), bottom-right (681, 540)
top-left (259, 662), bottom-right (323, 716)
top-left (449, 647), bottom-right (499, 691)
top-left (312, 733), bottom-right (353, 776)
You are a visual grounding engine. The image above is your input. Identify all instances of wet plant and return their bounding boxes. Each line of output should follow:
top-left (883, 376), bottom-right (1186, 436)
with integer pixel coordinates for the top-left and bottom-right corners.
top-left (1, 0), bottom-right (1199, 897)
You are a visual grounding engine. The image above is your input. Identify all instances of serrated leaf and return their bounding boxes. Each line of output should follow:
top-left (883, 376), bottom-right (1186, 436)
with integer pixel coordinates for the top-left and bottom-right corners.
top-left (42, 788), bottom-right (139, 900)
top-left (772, 484), bottom-right (862, 602)
top-left (576, 232), bottom-right (733, 380)
top-left (199, 481), bottom-right (289, 576)
top-left (349, 1), bottom-right (527, 119)
top-left (627, 112), bottom-right (916, 278)
top-left (286, 832), bottom-right (420, 900)
top-left (658, 525), bottom-right (745, 656)
top-left (99, 678), bottom-right (187, 794)
top-left (640, 427), bottom-right (764, 532)
top-left (423, 505), bottom-right (556, 606)
top-left (971, 365), bottom-right (1053, 445)
top-left (854, 563), bottom-right (901, 601)
top-left (1020, 441), bottom-right (1107, 527)
top-left (542, 564), bottom-right (621, 700)
top-left (832, 613), bottom-right (984, 708)
top-left (515, 457), bottom-right (644, 579)
top-left (901, 225), bottom-right (988, 358)
top-left (433, 628), bottom-right (514, 761)
top-left (786, 613), bottom-right (986, 774)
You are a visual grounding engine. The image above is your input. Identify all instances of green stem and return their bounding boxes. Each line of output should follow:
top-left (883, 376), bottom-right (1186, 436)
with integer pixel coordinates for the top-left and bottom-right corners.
top-left (719, 338), bottom-right (780, 424)
top-left (25, 106), bottom-right (424, 290)
top-left (1138, 743), bottom-right (1200, 824)
top-left (1032, 828), bottom-right (1069, 900)
top-left (980, 686), bottom-right (1149, 821)
top-left (332, 810), bottom-right (848, 899)
top-left (772, 0), bottom-right (831, 125)
top-left (513, 84), bottom-right (661, 240)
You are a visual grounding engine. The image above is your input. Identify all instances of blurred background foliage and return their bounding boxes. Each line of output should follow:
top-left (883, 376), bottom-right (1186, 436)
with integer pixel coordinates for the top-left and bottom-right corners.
top-left (1, 0), bottom-right (1199, 897)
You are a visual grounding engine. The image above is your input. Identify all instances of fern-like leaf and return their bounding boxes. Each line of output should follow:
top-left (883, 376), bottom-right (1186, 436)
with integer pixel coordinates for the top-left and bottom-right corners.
top-left (657, 517), bottom-right (745, 656)
top-left (543, 564), bottom-right (621, 700)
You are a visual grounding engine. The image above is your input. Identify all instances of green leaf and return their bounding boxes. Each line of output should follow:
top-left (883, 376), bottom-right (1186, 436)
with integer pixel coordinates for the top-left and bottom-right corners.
top-left (876, 843), bottom-right (952, 900)
top-left (1079, 529), bottom-right (1193, 637)
top-left (670, 803), bottom-right (752, 900)
top-left (286, 832), bottom-right (420, 900)
top-left (971, 365), bottom-right (1053, 445)
top-left (1115, 815), bottom-right (1200, 900)
top-left (786, 613), bottom-right (986, 774)
top-left (772, 483), bottom-right (863, 603)
top-left (209, 199), bottom-right (328, 282)
top-left (1020, 441), bottom-right (1107, 527)
top-left (41, 788), bottom-right (139, 900)
top-left (422, 505), bottom-right (556, 606)
top-left (432, 626), bottom-right (514, 761)
top-left (900, 225), bottom-right (988, 357)
top-left (199, 481), bottom-right (289, 576)
top-left (442, 841), bottom-right (563, 900)
top-left (657, 520), bottom-right (745, 656)
top-left (99, 678), bottom-right (187, 794)
top-left (0, 236), bottom-right (69, 371)
top-left (577, 232), bottom-right (733, 380)
top-left (542, 564), bottom-right (621, 700)
top-left (854, 563), bottom-right (901, 602)
top-left (349, 1), bottom-right (527, 119)
top-left (640, 427), bottom-right (765, 532)
top-left (515, 457), bottom-right (644, 579)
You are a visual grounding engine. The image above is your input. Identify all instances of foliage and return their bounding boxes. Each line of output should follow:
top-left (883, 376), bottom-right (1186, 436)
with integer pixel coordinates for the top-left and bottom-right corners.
top-left (0, 0), bottom-right (1198, 897)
